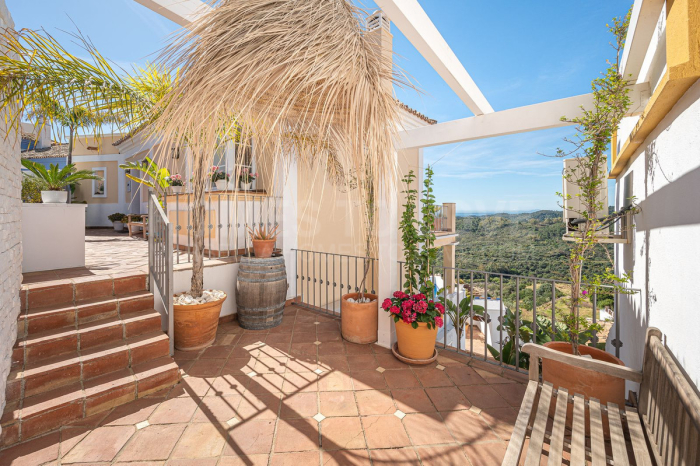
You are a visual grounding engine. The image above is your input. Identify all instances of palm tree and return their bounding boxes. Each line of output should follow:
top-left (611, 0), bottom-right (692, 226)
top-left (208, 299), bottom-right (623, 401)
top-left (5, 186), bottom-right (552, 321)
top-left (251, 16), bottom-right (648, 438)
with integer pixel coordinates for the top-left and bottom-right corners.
top-left (21, 159), bottom-right (102, 191)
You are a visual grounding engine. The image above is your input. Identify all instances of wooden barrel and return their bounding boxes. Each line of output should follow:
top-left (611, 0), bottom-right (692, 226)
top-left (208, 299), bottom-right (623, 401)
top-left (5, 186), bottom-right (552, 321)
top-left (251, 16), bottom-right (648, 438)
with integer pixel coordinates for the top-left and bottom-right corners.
top-left (236, 256), bottom-right (287, 329)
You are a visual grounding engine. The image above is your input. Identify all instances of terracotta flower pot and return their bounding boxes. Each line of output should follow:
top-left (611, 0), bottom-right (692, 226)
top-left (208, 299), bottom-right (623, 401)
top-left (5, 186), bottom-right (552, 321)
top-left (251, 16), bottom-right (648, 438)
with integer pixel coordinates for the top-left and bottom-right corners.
top-left (252, 239), bottom-right (275, 258)
top-left (341, 293), bottom-right (378, 344)
top-left (394, 320), bottom-right (438, 360)
top-left (542, 341), bottom-right (625, 433)
top-left (173, 293), bottom-right (226, 351)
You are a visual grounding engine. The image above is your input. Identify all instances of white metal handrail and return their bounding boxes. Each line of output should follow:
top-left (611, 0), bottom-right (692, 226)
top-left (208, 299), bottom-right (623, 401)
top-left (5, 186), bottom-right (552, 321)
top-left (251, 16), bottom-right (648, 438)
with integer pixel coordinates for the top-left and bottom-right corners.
top-left (148, 193), bottom-right (174, 355)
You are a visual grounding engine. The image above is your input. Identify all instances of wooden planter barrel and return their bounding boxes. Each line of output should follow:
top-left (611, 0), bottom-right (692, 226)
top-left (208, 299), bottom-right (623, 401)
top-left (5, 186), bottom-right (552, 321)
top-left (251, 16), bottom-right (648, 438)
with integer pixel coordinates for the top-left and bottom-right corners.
top-left (236, 256), bottom-right (287, 329)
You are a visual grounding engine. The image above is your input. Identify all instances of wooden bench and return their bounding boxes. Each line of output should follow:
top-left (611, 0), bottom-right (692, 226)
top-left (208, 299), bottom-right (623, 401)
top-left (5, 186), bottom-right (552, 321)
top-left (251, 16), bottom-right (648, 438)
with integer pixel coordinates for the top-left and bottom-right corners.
top-left (127, 214), bottom-right (149, 239)
top-left (503, 328), bottom-right (700, 465)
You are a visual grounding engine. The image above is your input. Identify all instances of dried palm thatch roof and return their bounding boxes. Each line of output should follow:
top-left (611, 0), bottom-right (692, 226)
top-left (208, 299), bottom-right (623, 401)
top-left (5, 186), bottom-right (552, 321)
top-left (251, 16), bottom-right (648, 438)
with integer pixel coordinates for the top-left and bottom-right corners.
top-left (151, 0), bottom-right (409, 198)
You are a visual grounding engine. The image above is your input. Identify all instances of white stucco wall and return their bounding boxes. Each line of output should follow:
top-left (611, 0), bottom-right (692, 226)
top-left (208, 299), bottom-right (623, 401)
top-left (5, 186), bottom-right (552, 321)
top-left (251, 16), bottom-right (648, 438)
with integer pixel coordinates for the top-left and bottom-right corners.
top-left (22, 204), bottom-right (87, 273)
top-left (0, 0), bottom-right (20, 436)
top-left (615, 78), bottom-right (700, 388)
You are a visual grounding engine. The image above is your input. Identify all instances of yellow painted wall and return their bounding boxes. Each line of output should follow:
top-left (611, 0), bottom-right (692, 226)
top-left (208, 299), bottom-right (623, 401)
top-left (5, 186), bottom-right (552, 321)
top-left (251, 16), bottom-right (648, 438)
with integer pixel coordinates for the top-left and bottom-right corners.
top-left (71, 134), bottom-right (124, 156)
top-left (73, 161), bottom-right (119, 204)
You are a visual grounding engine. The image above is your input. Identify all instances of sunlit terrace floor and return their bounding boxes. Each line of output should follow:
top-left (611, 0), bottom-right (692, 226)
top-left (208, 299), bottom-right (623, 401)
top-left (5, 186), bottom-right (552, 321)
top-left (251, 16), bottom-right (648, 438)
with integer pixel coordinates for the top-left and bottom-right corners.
top-left (1, 304), bottom-right (537, 466)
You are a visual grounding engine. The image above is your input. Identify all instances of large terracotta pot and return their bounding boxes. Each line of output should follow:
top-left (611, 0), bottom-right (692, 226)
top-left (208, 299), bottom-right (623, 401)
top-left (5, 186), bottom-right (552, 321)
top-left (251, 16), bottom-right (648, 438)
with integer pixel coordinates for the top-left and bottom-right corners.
top-left (341, 293), bottom-right (378, 344)
top-left (395, 320), bottom-right (438, 360)
top-left (252, 239), bottom-right (275, 258)
top-left (173, 292), bottom-right (226, 351)
top-left (542, 342), bottom-right (625, 432)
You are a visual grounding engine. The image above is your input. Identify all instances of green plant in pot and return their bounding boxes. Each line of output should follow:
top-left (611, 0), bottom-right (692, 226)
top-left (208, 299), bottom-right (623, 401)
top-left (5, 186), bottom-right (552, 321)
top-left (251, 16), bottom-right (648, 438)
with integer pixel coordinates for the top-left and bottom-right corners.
top-left (247, 224), bottom-right (279, 258)
top-left (21, 159), bottom-right (102, 203)
top-left (108, 213), bottom-right (127, 231)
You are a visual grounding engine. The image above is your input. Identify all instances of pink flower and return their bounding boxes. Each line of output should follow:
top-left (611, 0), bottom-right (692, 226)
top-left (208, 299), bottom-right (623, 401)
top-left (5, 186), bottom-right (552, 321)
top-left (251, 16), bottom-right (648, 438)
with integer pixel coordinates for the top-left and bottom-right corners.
top-left (435, 316), bottom-right (444, 328)
top-left (413, 300), bottom-right (428, 314)
top-left (393, 291), bottom-right (406, 299)
top-left (435, 303), bottom-right (445, 314)
top-left (412, 293), bottom-right (426, 301)
top-left (402, 300), bottom-right (414, 312)
top-left (381, 298), bottom-right (392, 310)
top-left (582, 290), bottom-right (588, 295)
top-left (390, 305), bottom-right (400, 315)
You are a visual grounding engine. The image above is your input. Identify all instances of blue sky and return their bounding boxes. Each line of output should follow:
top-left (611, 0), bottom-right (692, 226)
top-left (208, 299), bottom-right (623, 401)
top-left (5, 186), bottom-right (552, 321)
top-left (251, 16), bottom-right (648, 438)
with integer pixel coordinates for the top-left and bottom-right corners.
top-left (8, 0), bottom-right (631, 212)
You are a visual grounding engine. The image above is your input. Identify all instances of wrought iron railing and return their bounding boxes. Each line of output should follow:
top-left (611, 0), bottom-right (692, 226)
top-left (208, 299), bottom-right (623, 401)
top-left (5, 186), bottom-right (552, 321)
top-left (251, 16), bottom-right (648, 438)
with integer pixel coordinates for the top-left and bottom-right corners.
top-left (398, 262), bottom-right (641, 374)
top-left (292, 249), bottom-right (377, 316)
top-left (167, 192), bottom-right (282, 264)
top-left (148, 193), bottom-right (174, 355)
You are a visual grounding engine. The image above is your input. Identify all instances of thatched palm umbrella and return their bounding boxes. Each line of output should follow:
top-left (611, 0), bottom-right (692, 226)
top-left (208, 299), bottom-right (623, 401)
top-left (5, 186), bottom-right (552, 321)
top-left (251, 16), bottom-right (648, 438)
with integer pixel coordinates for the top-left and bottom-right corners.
top-left (152, 0), bottom-right (405, 297)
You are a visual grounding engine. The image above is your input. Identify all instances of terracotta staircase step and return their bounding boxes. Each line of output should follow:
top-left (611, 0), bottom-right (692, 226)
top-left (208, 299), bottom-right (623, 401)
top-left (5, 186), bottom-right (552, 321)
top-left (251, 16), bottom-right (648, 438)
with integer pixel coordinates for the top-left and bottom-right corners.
top-left (18, 291), bottom-right (155, 338)
top-left (6, 332), bottom-right (170, 403)
top-left (15, 309), bottom-right (163, 366)
top-left (0, 357), bottom-right (180, 447)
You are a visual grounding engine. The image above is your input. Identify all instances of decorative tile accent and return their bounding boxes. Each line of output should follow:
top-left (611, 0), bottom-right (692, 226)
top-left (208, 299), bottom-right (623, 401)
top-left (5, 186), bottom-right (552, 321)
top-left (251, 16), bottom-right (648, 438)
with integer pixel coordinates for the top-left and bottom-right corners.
top-left (394, 410), bottom-right (406, 420)
top-left (314, 322), bottom-right (320, 325)
top-left (226, 417), bottom-right (240, 427)
top-left (436, 364), bottom-right (446, 371)
top-left (470, 406), bottom-right (482, 414)
top-left (247, 371), bottom-right (257, 377)
top-left (313, 413), bottom-right (326, 423)
top-left (376, 367), bottom-right (386, 373)
top-left (314, 341), bottom-right (322, 346)
top-left (135, 421), bottom-right (150, 430)
top-left (314, 368), bottom-right (324, 375)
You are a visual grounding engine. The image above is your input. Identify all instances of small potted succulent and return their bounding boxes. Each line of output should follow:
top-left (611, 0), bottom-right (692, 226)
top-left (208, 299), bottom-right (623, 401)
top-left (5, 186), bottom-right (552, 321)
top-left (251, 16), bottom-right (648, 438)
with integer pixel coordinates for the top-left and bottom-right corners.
top-left (21, 160), bottom-right (102, 203)
top-left (247, 224), bottom-right (278, 258)
top-left (211, 166), bottom-right (229, 191)
top-left (168, 174), bottom-right (185, 193)
top-left (108, 213), bottom-right (127, 231)
top-left (238, 167), bottom-right (257, 190)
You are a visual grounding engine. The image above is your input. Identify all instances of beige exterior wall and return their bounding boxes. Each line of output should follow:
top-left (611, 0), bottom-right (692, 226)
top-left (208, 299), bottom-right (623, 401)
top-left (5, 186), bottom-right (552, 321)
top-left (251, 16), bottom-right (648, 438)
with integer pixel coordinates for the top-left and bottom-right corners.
top-left (73, 160), bottom-right (120, 204)
top-left (71, 133), bottom-right (124, 156)
top-left (0, 0), bottom-right (20, 435)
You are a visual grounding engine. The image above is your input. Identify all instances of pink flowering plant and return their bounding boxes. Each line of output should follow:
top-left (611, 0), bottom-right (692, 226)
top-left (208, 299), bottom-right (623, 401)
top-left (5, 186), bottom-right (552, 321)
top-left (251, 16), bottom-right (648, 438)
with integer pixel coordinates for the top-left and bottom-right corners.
top-left (382, 167), bottom-right (443, 329)
top-left (211, 166), bottom-right (229, 182)
top-left (238, 167), bottom-right (257, 183)
top-left (167, 174), bottom-right (184, 187)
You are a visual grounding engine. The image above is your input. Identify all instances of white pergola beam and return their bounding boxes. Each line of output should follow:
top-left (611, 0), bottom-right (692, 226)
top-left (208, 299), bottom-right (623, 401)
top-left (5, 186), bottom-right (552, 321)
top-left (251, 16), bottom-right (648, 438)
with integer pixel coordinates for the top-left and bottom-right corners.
top-left (375, 0), bottom-right (493, 116)
top-left (398, 83), bottom-right (650, 150)
top-left (133, 0), bottom-right (211, 27)
top-left (620, 0), bottom-right (665, 83)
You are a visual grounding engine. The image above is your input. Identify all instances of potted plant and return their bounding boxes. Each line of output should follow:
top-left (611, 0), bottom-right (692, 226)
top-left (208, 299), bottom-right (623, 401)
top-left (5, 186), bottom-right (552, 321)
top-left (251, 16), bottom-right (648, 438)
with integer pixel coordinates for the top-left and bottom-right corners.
top-left (383, 167), bottom-right (444, 362)
top-left (108, 213), bottom-right (126, 231)
top-left (211, 166), bottom-right (229, 191)
top-left (173, 289), bottom-right (227, 350)
top-left (247, 224), bottom-right (278, 258)
top-left (21, 159), bottom-right (102, 203)
top-left (238, 167), bottom-right (256, 190)
top-left (341, 168), bottom-right (377, 344)
top-left (168, 174), bottom-right (185, 193)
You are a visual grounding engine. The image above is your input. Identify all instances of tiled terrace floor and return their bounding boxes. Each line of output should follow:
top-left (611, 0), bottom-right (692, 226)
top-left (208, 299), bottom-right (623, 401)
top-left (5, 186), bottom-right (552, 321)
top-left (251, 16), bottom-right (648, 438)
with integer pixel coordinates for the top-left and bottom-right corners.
top-left (1, 305), bottom-right (536, 466)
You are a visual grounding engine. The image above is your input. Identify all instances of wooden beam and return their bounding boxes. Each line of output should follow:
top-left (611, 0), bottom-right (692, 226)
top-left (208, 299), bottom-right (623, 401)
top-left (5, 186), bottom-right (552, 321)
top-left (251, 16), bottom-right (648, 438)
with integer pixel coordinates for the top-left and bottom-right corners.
top-left (398, 83), bottom-right (650, 150)
top-left (620, 0), bottom-right (665, 83)
top-left (375, 0), bottom-right (493, 115)
top-left (132, 0), bottom-right (211, 27)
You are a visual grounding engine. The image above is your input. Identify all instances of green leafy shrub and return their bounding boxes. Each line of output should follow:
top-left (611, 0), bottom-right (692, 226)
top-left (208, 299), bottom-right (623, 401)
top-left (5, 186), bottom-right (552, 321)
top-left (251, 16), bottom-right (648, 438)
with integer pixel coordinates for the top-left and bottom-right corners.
top-left (21, 177), bottom-right (42, 203)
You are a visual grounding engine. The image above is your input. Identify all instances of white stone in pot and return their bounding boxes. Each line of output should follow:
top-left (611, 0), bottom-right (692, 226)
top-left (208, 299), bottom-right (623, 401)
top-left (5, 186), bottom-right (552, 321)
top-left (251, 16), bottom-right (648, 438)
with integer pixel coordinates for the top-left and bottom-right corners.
top-left (174, 289), bottom-right (226, 305)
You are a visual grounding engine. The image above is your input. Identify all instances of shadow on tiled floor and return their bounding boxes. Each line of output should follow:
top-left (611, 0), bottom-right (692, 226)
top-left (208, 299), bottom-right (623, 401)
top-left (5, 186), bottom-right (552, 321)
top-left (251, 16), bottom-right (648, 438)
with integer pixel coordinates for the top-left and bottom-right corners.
top-left (0, 305), bottom-right (541, 466)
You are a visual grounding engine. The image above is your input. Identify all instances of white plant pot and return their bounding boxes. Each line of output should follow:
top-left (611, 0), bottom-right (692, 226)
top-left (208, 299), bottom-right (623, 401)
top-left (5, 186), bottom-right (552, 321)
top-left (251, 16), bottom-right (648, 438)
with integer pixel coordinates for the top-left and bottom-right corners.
top-left (41, 190), bottom-right (67, 203)
top-left (113, 221), bottom-right (124, 232)
top-left (171, 186), bottom-right (184, 194)
top-left (215, 180), bottom-right (228, 191)
top-left (239, 181), bottom-right (252, 191)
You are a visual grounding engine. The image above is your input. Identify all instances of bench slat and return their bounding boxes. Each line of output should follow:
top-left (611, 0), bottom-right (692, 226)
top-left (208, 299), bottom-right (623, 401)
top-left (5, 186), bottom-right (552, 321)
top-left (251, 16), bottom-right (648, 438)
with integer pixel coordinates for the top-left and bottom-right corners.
top-left (588, 398), bottom-right (606, 466)
top-left (571, 394), bottom-right (586, 465)
top-left (608, 402), bottom-right (630, 466)
top-left (625, 407), bottom-right (653, 466)
top-left (502, 381), bottom-right (539, 466)
top-left (546, 387), bottom-right (569, 466)
top-left (524, 382), bottom-right (553, 466)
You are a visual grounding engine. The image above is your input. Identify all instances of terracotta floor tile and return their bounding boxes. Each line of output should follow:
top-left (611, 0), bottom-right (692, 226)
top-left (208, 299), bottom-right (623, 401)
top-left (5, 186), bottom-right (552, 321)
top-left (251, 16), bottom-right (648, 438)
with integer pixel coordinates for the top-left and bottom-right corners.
top-left (319, 391), bottom-right (358, 417)
top-left (266, 333), bottom-right (293, 345)
top-left (317, 355), bottom-right (349, 372)
top-left (413, 368), bottom-right (454, 387)
top-left (391, 388), bottom-right (436, 413)
top-left (321, 417), bottom-right (365, 450)
top-left (462, 441), bottom-right (508, 466)
top-left (343, 342), bottom-right (373, 355)
top-left (317, 371), bottom-right (353, 392)
top-left (274, 418), bottom-right (320, 453)
top-left (417, 445), bottom-right (470, 466)
top-left (369, 447), bottom-right (420, 464)
top-left (292, 332), bottom-right (318, 344)
top-left (316, 322), bottom-right (340, 333)
top-left (236, 393), bottom-right (281, 420)
top-left (187, 358), bottom-right (226, 377)
top-left (200, 345), bottom-right (234, 359)
top-left (170, 423), bottom-right (226, 459)
top-left (459, 384), bottom-right (510, 409)
top-left (248, 373), bottom-right (285, 394)
top-left (148, 396), bottom-right (199, 424)
top-left (491, 383), bottom-right (527, 407)
top-left (346, 355), bottom-right (379, 371)
top-left (116, 424), bottom-right (186, 461)
top-left (445, 365), bottom-right (487, 385)
top-left (59, 427), bottom-right (90, 458)
top-left (223, 419), bottom-right (276, 455)
top-left (361, 415), bottom-right (411, 449)
top-left (280, 392), bottom-right (319, 419)
top-left (100, 397), bottom-right (161, 426)
top-left (283, 371), bottom-right (319, 393)
top-left (480, 407), bottom-right (519, 441)
top-left (355, 390), bottom-right (395, 416)
top-left (322, 449), bottom-right (372, 466)
top-left (383, 369), bottom-right (421, 389)
top-left (317, 341), bottom-right (346, 356)
top-left (209, 373), bottom-right (250, 396)
top-left (316, 332), bottom-right (342, 343)
top-left (62, 425), bottom-right (135, 463)
top-left (168, 376), bottom-right (215, 398)
top-left (0, 431), bottom-right (60, 466)
top-left (474, 368), bottom-right (515, 384)
top-left (374, 353), bottom-right (410, 370)
top-left (192, 395), bottom-right (243, 423)
top-left (218, 454), bottom-right (269, 466)
top-left (441, 410), bottom-right (499, 444)
top-left (403, 412), bottom-right (455, 446)
top-left (290, 343), bottom-right (317, 357)
top-left (168, 456), bottom-right (219, 465)
top-left (254, 357), bottom-right (288, 374)
top-left (286, 357), bottom-right (318, 373)
top-left (269, 450), bottom-right (320, 466)
top-left (348, 370), bottom-right (388, 391)
top-left (223, 357), bottom-right (257, 374)
top-left (425, 386), bottom-right (471, 411)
